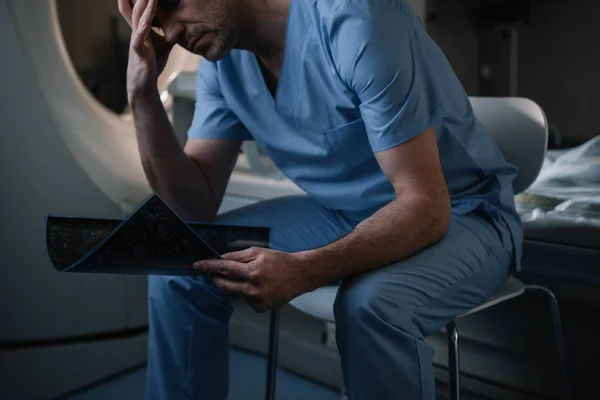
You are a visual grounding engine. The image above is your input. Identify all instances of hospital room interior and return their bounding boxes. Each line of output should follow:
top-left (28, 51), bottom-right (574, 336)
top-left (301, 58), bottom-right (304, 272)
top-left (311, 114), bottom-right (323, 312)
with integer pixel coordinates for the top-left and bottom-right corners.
top-left (0, 0), bottom-right (598, 399)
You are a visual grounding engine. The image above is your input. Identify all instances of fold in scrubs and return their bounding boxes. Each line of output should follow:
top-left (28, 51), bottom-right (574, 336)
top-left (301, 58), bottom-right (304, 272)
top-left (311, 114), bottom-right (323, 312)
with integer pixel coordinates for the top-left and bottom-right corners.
top-left (146, 0), bottom-right (523, 398)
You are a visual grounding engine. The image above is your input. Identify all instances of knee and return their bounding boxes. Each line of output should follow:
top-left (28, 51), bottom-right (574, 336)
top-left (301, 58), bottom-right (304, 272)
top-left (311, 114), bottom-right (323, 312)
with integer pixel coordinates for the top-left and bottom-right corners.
top-left (333, 273), bottom-right (421, 339)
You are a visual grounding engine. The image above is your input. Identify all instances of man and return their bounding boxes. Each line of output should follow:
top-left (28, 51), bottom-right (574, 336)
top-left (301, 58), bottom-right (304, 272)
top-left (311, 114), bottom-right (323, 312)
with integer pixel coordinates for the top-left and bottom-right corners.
top-left (118, 0), bottom-right (523, 398)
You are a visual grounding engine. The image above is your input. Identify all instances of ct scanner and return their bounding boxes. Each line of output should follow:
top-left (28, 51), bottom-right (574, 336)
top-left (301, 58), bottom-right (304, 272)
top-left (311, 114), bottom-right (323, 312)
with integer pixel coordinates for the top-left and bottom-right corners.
top-left (0, 1), bottom-right (302, 398)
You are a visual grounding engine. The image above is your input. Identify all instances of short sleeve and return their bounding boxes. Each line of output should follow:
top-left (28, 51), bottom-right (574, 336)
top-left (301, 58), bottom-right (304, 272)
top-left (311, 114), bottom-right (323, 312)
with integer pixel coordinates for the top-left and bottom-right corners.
top-left (328, 0), bottom-right (438, 152)
top-left (187, 59), bottom-right (253, 141)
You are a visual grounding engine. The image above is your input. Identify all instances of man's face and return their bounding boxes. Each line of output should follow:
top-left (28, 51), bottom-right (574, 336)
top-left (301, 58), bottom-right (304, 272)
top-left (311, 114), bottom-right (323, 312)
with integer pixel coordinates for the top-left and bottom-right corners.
top-left (143, 0), bottom-right (240, 61)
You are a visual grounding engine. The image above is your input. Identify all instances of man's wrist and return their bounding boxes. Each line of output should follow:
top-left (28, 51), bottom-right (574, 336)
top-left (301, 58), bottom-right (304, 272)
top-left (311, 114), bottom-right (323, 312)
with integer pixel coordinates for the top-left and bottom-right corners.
top-left (293, 248), bottom-right (337, 293)
top-left (128, 86), bottom-right (161, 111)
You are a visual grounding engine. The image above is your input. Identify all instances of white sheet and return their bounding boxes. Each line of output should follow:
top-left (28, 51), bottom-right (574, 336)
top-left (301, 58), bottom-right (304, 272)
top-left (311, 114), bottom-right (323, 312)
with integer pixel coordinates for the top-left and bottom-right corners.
top-left (516, 135), bottom-right (600, 227)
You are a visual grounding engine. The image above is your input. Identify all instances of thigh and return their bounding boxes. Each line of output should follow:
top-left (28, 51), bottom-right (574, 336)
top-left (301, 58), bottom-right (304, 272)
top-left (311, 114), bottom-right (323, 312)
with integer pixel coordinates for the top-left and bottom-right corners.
top-left (215, 195), bottom-right (356, 252)
top-left (336, 212), bottom-right (513, 338)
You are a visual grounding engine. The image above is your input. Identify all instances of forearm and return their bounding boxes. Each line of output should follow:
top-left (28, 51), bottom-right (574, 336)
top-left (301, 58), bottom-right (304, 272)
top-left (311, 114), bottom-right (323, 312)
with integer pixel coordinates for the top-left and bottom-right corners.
top-left (131, 91), bottom-right (216, 221)
top-left (298, 194), bottom-right (451, 291)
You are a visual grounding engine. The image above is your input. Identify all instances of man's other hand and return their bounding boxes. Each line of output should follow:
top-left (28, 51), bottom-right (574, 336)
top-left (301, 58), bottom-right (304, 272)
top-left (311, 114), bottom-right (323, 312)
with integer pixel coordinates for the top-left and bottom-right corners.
top-left (194, 248), bottom-right (310, 313)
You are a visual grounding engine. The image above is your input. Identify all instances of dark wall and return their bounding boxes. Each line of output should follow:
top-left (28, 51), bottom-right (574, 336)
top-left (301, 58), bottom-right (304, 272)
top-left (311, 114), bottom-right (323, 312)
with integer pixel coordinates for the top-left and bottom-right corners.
top-left (427, 0), bottom-right (599, 147)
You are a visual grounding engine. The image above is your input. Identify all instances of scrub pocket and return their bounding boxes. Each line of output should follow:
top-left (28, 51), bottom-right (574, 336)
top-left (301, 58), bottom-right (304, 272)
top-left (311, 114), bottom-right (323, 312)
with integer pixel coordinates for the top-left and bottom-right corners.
top-left (323, 118), bottom-right (372, 169)
top-left (324, 118), bottom-right (376, 179)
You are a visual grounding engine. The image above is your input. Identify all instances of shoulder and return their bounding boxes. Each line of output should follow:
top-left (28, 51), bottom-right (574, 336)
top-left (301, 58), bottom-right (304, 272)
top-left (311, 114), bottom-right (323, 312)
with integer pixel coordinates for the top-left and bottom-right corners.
top-left (320, 0), bottom-right (420, 86)
top-left (317, 0), bottom-right (420, 61)
top-left (323, 0), bottom-right (420, 48)
top-left (321, 0), bottom-right (418, 32)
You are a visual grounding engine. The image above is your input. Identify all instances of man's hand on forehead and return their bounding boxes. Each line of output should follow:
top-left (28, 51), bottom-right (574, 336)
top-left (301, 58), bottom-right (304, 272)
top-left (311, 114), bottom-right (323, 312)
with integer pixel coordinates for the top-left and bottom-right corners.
top-left (128, 0), bottom-right (163, 28)
top-left (121, 0), bottom-right (175, 98)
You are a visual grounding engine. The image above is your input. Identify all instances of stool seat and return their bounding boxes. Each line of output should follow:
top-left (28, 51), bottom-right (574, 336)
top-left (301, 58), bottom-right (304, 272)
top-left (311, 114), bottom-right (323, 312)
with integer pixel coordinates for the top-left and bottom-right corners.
top-left (289, 286), bottom-right (337, 323)
top-left (463, 276), bottom-right (525, 316)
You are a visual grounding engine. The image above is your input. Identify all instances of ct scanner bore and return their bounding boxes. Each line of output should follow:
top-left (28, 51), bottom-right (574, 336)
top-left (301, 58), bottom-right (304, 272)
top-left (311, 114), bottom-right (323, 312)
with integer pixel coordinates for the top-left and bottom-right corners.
top-left (0, 1), bottom-right (200, 398)
top-left (0, 1), bottom-right (302, 398)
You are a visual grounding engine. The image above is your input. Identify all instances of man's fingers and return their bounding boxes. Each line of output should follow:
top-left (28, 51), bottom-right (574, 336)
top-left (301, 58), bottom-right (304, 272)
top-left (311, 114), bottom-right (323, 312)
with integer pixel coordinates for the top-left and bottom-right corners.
top-left (194, 259), bottom-right (252, 280)
top-left (222, 247), bottom-right (262, 262)
top-left (117, 0), bottom-right (133, 27)
top-left (139, 0), bottom-right (158, 32)
top-left (132, 0), bottom-right (149, 29)
top-left (211, 276), bottom-right (255, 297)
top-left (130, 0), bottom-right (158, 56)
top-left (130, 25), bottom-right (150, 56)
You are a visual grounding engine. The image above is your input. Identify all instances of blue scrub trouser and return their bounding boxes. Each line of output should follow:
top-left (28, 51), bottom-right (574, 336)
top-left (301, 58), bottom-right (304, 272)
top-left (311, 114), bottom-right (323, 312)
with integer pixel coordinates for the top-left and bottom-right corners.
top-left (145, 195), bottom-right (512, 399)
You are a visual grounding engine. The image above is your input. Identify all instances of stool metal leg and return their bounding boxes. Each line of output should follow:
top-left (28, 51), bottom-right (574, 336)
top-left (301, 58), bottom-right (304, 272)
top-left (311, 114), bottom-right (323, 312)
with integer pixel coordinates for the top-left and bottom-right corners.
top-left (265, 308), bottom-right (281, 400)
top-left (446, 320), bottom-right (460, 400)
top-left (525, 285), bottom-right (571, 400)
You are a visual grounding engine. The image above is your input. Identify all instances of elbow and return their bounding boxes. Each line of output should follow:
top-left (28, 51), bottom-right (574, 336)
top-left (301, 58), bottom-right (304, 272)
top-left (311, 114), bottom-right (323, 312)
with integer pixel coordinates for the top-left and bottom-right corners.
top-left (433, 197), bottom-right (452, 241)
top-left (422, 194), bottom-right (451, 245)
top-left (434, 207), bottom-right (451, 241)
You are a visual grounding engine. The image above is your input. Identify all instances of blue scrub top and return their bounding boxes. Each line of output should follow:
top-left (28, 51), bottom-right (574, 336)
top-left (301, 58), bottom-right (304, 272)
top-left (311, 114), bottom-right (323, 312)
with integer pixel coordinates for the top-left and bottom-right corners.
top-left (187, 0), bottom-right (524, 270)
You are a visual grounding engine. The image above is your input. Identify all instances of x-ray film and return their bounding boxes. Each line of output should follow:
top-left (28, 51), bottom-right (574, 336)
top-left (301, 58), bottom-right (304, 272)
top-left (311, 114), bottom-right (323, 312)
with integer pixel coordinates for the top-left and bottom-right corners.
top-left (45, 194), bottom-right (270, 275)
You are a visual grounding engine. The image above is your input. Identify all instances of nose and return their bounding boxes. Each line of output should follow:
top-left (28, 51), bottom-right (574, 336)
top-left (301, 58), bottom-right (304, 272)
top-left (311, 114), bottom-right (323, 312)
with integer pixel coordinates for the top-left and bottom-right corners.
top-left (161, 22), bottom-right (185, 45)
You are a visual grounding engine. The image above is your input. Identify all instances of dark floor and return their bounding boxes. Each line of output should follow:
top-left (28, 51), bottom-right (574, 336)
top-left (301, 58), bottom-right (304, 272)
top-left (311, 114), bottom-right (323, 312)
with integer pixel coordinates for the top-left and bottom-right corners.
top-left (65, 348), bottom-right (341, 400)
